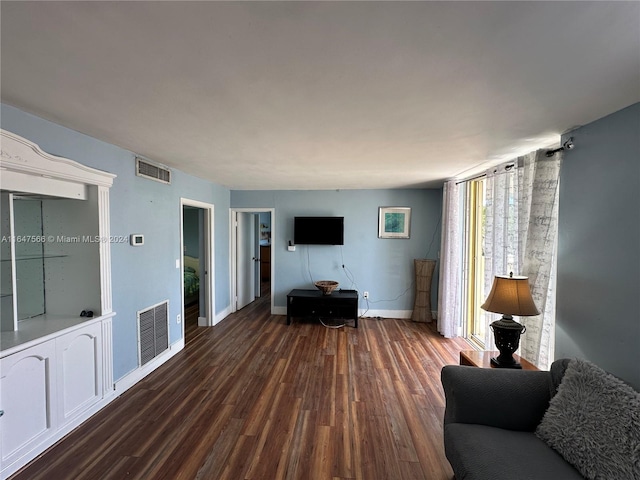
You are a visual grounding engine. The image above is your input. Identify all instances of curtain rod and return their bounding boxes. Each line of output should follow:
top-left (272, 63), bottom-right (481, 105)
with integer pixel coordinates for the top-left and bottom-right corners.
top-left (546, 137), bottom-right (574, 157)
top-left (455, 172), bottom-right (485, 185)
top-left (455, 163), bottom-right (515, 185)
top-left (455, 139), bottom-right (574, 186)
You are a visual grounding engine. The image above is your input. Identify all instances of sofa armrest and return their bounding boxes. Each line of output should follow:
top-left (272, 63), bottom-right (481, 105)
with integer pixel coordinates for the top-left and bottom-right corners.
top-left (441, 365), bottom-right (556, 431)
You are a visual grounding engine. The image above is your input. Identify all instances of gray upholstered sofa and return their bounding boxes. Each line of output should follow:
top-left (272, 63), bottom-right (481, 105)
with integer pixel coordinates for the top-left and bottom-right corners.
top-left (441, 358), bottom-right (640, 480)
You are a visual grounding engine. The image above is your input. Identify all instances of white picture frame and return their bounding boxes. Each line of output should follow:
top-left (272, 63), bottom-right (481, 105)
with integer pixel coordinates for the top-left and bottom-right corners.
top-left (378, 207), bottom-right (411, 239)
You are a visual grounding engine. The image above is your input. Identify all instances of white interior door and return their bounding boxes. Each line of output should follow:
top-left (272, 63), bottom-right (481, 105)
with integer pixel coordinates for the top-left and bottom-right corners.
top-left (236, 212), bottom-right (256, 310)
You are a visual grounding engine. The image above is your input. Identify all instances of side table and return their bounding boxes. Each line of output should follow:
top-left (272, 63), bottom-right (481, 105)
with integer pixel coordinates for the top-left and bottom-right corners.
top-left (286, 289), bottom-right (359, 328)
top-left (459, 350), bottom-right (539, 371)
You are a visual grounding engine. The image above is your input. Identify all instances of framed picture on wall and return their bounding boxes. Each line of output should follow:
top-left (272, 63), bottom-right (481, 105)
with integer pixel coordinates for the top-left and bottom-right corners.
top-left (378, 207), bottom-right (411, 239)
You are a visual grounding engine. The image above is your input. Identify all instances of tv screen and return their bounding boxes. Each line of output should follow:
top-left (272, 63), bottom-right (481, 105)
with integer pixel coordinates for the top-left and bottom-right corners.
top-left (294, 216), bottom-right (344, 245)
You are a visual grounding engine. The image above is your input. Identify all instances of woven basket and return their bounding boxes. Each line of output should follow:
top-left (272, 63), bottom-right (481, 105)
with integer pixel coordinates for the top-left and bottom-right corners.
top-left (314, 280), bottom-right (339, 295)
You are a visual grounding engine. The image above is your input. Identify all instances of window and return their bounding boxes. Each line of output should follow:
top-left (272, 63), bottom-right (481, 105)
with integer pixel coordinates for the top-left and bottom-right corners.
top-left (439, 150), bottom-right (560, 369)
top-left (464, 179), bottom-right (486, 348)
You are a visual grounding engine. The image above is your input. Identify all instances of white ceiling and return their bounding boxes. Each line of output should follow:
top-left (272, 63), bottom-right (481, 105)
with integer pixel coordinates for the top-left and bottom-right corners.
top-left (1, 2), bottom-right (638, 190)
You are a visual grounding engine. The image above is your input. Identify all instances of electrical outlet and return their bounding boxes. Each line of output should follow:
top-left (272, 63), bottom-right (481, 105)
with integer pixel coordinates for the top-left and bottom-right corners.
top-left (177, 314), bottom-right (181, 324)
top-left (363, 291), bottom-right (369, 299)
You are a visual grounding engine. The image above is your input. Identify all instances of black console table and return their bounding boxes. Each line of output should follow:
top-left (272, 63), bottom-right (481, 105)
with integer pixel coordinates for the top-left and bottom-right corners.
top-left (287, 289), bottom-right (359, 328)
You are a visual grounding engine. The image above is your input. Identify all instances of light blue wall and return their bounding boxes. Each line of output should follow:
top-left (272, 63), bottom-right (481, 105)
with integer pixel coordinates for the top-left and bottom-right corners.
top-left (556, 102), bottom-right (639, 389)
top-left (1, 104), bottom-right (231, 382)
top-left (231, 189), bottom-right (442, 313)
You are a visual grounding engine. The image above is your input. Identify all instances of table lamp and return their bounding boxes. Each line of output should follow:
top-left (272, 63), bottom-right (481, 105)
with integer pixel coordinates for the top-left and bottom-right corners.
top-left (481, 273), bottom-right (540, 368)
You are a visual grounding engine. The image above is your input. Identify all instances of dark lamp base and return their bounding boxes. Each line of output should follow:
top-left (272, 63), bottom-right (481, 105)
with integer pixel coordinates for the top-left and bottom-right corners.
top-left (490, 356), bottom-right (523, 369)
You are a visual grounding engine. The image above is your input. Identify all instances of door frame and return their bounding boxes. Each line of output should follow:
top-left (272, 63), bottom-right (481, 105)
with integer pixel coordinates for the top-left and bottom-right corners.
top-left (230, 207), bottom-right (275, 315)
top-left (180, 198), bottom-right (215, 331)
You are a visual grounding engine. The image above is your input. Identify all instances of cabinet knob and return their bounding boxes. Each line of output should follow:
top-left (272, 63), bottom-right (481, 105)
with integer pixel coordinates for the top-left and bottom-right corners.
top-left (0, 410), bottom-right (4, 417)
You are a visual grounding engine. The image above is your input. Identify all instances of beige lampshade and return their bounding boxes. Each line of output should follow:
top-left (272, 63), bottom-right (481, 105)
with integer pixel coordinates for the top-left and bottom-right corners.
top-left (481, 275), bottom-right (540, 316)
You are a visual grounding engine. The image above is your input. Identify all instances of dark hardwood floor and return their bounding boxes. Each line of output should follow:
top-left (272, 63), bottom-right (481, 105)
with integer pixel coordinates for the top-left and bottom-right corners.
top-left (11, 289), bottom-right (468, 480)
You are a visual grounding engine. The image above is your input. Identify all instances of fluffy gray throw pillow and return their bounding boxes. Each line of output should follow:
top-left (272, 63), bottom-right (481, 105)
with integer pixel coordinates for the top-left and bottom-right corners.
top-left (535, 358), bottom-right (640, 480)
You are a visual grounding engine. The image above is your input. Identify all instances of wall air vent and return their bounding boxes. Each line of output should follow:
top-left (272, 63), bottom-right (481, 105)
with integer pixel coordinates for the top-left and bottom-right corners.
top-left (137, 300), bottom-right (169, 366)
top-left (136, 157), bottom-right (171, 185)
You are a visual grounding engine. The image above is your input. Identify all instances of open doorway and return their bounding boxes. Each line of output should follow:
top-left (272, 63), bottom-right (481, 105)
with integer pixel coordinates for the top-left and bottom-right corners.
top-left (181, 199), bottom-right (215, 339)
top-left (230, 208), bottom-right (275, 314)
top-left (258, 212), bottom-right (272, 298)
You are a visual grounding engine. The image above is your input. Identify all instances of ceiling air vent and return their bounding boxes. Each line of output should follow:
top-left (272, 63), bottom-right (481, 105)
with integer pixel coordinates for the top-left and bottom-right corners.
top-left (136, 157), bottom-right (171, 185)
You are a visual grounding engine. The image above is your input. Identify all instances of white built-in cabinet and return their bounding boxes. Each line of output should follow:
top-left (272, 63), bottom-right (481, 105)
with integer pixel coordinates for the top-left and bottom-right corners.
top-left (0, 129), bottom-right (116, 480)
top-left (0, 339), bottom-right (56, 472)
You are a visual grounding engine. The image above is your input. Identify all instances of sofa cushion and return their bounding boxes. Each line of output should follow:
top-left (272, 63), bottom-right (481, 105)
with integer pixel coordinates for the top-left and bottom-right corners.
top-left (535, 358), bottom-right (640, 480)
top-left (441, 366), bottom-right (556, 431)
top-left (444, 423), bottom-right (583, 480)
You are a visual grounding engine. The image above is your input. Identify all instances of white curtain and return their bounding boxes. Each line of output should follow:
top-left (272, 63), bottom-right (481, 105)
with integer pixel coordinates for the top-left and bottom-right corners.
top-left (518, 150), bottom-right (562, 368)
top-left (483, 149), bottom-right (562, 369)
top-left (482, 162), bottom-right (520, 351)
top-left (437, 180), bottom-right (463, 338)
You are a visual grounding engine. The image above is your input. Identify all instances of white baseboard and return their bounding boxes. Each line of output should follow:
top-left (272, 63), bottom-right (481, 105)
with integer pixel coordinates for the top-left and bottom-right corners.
top-left (214, 305), bottom-right (232, 325)
top-left (362, 309), bottom-right (438, 321)
top-left (114, 337), bottom-right (185, 395)
top-left (273, 306), bottom-right (287, 316)
top-left (360, 309), bottom-right (414, 319)
top-left (197, 316), bottom-right (207, 327)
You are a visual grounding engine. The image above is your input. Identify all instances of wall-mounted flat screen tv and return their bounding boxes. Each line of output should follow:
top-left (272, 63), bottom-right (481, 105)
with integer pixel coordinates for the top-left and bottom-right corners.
top-left (294, 216), bottom-right (344, 245)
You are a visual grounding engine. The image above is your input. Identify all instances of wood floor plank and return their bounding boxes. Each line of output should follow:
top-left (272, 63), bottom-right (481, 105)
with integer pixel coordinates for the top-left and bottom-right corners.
top-left (9, 292), bottom-right (469, 480)
top-left (310, 425), bottom-right (333, 480)
top-left (332, 372), bottom-right (354, 479)
top-left (194, 414), bottom-right (244, 479)
top-left (217, 433), bottom-right (259, 480)
top-left (378, 368), bottom-right (420, 463)
top-left (241, 358), bottom-right (288, 436)
top-left (318, 354), bottom-right (337, 427)
top-left (284, 409), bottom-right (317, 480)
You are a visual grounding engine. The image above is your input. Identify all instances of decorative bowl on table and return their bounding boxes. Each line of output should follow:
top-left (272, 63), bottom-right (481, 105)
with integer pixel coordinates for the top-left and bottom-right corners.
top-left (314, 280), bottom-right (339, 295)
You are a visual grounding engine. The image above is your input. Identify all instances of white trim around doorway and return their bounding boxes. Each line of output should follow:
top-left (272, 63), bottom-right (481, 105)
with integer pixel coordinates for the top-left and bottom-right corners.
top-left (180, 198), bottom-right (216, 332)
top-left (229, 207), bottom-right (275, 315)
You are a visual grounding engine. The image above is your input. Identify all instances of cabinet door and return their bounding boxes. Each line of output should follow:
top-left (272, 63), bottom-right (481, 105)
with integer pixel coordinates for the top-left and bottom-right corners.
top-left (56, 322), bottom-right (103, 426)
top-left (1, 340), bottom-right (57, 470)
